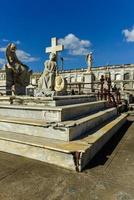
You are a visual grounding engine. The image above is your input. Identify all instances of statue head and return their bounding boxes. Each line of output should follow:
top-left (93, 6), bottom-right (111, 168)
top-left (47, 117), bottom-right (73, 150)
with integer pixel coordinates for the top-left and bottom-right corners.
top-left (86, 52), bottom-right (92, 60)
top-left (49, 53), bottom-right (56, 61)
top-left (10, 43), bottom-right (16, 52)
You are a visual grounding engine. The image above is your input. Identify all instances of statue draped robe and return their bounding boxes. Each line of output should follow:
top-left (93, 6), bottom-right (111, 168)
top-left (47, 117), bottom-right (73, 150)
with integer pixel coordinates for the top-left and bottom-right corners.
top-left (38, 60), bottom-right (56, 91)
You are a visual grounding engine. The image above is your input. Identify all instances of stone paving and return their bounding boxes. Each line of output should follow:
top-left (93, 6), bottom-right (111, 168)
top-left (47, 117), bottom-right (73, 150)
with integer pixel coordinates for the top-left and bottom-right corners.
top-left (0, 118), bottom-right (134, 200)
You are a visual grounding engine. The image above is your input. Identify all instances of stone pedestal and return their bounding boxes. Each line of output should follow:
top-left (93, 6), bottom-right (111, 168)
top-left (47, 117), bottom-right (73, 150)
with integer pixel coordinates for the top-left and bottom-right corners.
top-left (0, 94), bottom-right (127, 171)
top-left (26, 85), bottom-right (35, 96)
top-left (83, 72), bottom-right (94, 93)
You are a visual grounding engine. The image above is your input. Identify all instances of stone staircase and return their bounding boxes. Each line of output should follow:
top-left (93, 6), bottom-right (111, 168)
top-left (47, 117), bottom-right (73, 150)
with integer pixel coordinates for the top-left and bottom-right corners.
top-left (0, 95), bottom-right (127, 171)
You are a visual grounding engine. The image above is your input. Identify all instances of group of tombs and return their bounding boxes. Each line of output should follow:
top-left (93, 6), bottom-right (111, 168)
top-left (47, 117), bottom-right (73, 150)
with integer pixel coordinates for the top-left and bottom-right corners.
top-left (0, 36), bottom-right (133, 102)
top-left (0, 37), bottom-right (130, 172)
top-left (4, 37), bottom-right (65, 96)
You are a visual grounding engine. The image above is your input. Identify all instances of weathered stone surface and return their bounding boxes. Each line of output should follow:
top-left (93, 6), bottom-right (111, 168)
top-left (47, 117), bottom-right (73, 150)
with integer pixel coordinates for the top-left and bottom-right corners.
top-left (0, 95), bottom-right (96, 106)
top-left (0, 93), bottom-right (128, 171)
top-left (0, 113), bottom-right (128, 171)
top-left (0, 120), bottom-right (133, 200)
top-left (0, 100), bottom-right (106, 122)
top-left (0, 107), bottom-right (118, 141)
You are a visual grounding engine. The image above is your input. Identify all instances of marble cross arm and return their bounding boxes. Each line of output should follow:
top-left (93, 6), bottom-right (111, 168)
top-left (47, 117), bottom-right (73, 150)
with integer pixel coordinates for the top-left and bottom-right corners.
top-left (46, 45), bottom-right (64, 54)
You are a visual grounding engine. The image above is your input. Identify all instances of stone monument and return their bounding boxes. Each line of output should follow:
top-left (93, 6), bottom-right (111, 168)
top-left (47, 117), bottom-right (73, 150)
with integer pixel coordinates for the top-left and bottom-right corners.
top-left (37, 52), bottom-right (57, 96)
top-left (86, 52), bottom-right (93, 72)
top-left (84, 52), bottom-right (94, 92)
top-left (46, 37), bottom-right (64, 64)
top-left (36, 37), bottom-right (66, 96)
top-left (5, 43), bottom-right (32, 95)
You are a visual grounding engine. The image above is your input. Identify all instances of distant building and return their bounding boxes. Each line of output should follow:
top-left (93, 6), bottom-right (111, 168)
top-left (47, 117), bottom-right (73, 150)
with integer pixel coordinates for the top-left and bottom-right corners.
top-left (59, 64), bottom-right (134, 94)
top-left (1, 63), bottom-right (134, 95)
top-left (0, 68), bottom-right (6, 94)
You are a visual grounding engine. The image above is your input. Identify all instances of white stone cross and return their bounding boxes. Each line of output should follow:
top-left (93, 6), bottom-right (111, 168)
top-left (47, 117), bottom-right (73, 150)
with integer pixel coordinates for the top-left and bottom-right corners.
top-left (46, 37), bottom-right (64, 62)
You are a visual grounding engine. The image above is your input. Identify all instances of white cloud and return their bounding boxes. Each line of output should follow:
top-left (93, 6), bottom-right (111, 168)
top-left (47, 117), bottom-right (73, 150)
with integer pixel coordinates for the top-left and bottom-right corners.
top-left (14, 40), bottom-right (21, 45)
top-left (0, 46), bottom-right (39, 63)
top-left (16, 50), bottom-right (39, 62)
top-left (122, 27), bottom-right (134, 42)
top-left (59, 33), bottom-right (91, 55)
top-left (2, 39), bottom-right (21, 45)
top-left (2, 39), bottom-right (9, 42)
top-left (0, 58), bottom-right (5, 65)
top-left (0, 47), bottom-right (6, 52)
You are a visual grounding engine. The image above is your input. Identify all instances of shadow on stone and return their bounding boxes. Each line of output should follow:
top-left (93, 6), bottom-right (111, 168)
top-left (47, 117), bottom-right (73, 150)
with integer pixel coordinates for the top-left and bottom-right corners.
top-left (84, 120), bottom-right (132, 170)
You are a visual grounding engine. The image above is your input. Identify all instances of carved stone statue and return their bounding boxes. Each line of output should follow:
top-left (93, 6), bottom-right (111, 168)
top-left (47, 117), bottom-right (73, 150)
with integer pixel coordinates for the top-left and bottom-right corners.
top-left (38, 53), bottom-right (56, 91)
top-left (86, 52), bottom-right (93, 72)
top-left (37, 52), bottom-right (66, 96)
top-left (5, 43), bottom-right (32, 95)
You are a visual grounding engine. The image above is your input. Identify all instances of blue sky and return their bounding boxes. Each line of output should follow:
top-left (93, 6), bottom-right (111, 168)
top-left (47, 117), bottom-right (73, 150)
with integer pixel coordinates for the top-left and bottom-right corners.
top-left (0, 0), bottom-right (134, 72)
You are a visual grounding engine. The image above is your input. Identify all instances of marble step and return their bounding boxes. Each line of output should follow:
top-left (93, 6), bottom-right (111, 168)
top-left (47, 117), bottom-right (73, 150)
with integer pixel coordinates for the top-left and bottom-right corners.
top-left (0, 113), bottom-right (127, 171)
top-left (0, 95), bottom-right (96, 106)
top-left (0, 107), bottom-right (118, 141)
top-left (0, 100), bottom-right (107, 122)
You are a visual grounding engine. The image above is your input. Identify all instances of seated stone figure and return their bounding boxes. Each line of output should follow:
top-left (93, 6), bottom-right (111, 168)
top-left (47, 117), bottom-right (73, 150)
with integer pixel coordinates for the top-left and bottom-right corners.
top-left (5, 43), bottom-right (32, 95)
top-left (37, 53), bottom-right (66, 96)
top-left (37, 53), bottom-right (57, 96)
